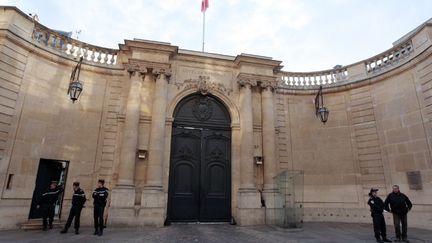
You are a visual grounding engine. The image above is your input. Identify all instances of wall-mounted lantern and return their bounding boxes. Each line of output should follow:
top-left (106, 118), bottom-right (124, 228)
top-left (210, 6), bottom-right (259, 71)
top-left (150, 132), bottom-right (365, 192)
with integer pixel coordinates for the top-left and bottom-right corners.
top-left (67, 56), bottom-right (84, 103)
top-left (315, 86), bottom-right (329, 124)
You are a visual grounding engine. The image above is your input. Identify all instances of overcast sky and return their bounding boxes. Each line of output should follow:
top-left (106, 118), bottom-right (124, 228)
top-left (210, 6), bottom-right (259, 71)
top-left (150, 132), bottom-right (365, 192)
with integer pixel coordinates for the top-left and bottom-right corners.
top-left (1, 0), bottom-right (431, 71)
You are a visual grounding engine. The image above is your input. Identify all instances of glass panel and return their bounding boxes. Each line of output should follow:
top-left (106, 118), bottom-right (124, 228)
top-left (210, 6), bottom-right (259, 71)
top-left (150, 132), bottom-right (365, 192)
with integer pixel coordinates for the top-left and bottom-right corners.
top-left (273, 170), bottom-right (304, 228)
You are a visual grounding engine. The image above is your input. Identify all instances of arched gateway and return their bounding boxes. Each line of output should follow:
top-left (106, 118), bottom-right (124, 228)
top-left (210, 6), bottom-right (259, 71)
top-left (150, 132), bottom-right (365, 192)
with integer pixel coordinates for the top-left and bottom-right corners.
top-left (167, 93), bottom-right (232, 222)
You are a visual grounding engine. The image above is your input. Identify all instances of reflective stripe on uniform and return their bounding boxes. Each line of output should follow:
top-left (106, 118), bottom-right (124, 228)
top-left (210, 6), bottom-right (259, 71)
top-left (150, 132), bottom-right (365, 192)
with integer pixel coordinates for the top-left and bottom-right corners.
top-left (42, 190), bottom-right (61, 196)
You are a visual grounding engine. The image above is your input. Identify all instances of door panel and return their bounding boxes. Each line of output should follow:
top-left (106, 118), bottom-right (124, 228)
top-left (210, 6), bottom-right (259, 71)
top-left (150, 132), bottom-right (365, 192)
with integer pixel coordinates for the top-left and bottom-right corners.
top-left (200, 130), bottom-right (231, 221)
top-left (168, 127), bottom-right (201, 221)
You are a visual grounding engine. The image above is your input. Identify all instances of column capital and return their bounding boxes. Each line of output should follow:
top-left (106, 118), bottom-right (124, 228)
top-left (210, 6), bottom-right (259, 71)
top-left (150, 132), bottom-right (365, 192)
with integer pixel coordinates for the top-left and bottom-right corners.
top-left (237, 73), bottom-right (278, 89)
top-left (127, 59), bottom-right (171, 78)
top-left (237, 79), bottom-right (256, 88)
top-left (126, 64), bottom-right (147, 78)
top-left (237, 73), bottom-right (258, 88)
top-left (260, 80), bottom-right (278, 92)
top-left (152, 67), bottom-right (172, 77)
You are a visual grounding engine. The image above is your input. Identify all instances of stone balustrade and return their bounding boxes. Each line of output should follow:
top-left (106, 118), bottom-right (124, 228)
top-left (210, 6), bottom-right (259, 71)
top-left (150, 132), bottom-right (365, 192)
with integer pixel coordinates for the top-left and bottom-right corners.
top-left (280, 39), bottom-right (415, 89)
top-left (280, 67), bottom-right (348, 88)
top-left (31, 22), bottom-right (118, 66)
top-left (365, 40), bottom-right (413, 74)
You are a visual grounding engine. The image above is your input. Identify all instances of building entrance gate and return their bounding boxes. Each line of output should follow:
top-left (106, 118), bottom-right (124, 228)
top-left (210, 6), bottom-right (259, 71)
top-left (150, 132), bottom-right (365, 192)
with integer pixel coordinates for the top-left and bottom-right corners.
top-left (167, 94), bottom-right (231, 222)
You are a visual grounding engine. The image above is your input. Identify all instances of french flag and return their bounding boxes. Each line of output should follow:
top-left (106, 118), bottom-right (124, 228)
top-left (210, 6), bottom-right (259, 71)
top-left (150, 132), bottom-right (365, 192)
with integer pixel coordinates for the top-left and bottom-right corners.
top-left (201, 0), bottom-right (209, 12)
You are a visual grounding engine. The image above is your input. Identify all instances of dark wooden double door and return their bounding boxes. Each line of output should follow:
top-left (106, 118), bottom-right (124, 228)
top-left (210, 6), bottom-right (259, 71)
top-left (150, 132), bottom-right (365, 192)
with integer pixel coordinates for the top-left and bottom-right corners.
top-left (168, 94), bottom-right (231, 222)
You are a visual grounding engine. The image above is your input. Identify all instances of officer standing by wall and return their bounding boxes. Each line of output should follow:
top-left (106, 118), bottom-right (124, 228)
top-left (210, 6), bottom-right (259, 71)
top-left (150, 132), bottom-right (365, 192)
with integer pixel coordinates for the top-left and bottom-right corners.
top-left (37, 181), bottom-right (64, 231)
top-left (60, 182), bottom-right (86, 234)
top-left (384, 185), bottom-right (412, 242)
top-left (93, 179), bottom-right (109, 236)
top-left (368, 188), bottom-right (391, 243)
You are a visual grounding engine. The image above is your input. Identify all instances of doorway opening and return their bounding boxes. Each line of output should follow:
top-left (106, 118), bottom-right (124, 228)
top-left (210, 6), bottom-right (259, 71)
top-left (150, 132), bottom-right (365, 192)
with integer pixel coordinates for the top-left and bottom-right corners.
top-left (29, 159), bottom-right (69, 219)
top-left (167, 94), bottom-right (231, 223)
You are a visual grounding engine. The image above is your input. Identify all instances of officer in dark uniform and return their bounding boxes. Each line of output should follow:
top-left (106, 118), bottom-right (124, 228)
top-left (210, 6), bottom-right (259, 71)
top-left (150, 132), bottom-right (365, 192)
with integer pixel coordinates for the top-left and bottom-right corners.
top-left (368, 188), bottom-right (391, 243)
top-left (60, 182), bottom-right (86, 234)
top-left (37, 181), bottom-right (64, 231)
top-left (92, 179), bottom-right (109, 236)
top-left (384, 185), bottom-right (412, 242)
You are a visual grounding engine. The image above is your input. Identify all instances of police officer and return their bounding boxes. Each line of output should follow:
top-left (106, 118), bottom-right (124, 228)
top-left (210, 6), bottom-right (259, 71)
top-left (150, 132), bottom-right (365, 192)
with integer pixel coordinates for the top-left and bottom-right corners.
top-left (93, 179), bottom-right (109, 236)
top-left (60, 182), bottom-right (86, 234)
top-left (37, 181), bottom-right (64, 231)
top-left (384, 185), bottom-right (412, 242)
top-left (368, 188), bottom-right (391, 243)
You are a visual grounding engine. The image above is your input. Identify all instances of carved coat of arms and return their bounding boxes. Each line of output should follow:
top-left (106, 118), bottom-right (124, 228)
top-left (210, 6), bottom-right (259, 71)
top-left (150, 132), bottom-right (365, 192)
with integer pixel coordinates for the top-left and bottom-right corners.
top-left (192, 97), bottom-right (213, 121)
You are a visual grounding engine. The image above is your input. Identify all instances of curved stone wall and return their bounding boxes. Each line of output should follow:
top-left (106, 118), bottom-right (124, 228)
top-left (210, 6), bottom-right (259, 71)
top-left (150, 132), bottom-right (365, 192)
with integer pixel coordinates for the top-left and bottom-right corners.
top-left (0, 7), bottom-right (125, 228)
top-left (0, 6), bottom-right (430, 229)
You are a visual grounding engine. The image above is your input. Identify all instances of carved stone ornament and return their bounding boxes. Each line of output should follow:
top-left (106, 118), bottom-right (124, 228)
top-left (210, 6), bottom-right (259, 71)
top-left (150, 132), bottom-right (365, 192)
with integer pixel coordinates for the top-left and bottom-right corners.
top-left (174, 76), bottom-right (233, 96)
top-left (237, 79), bottom-right (257, 87)
top-left (192, 96), bottom-right (213, 121)
top-left (260, 80), bottom-right (278, 91)
top-left (127, 59), bottom-right (171, 77)
top-left (197, 75), bottom-right (210, 95)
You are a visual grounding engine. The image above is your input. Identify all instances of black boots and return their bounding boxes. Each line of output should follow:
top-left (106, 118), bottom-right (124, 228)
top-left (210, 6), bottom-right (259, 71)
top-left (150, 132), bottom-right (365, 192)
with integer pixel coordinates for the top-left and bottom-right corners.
top-left (60, 229), bottom-right (67, 234)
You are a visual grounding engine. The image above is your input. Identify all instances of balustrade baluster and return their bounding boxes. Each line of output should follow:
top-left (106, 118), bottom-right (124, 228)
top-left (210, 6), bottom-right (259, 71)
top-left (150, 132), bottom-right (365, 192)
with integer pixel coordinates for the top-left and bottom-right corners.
top-left (110, 54), bottom-right (116, 65)
top-left (104, 52), bottom-right (109, 64)
top-left (62, 40), bottom-right (69, 53)
top-left (83, 48), bottom-right (89, 60)
top-left (97, 51), bottom-right (102, 63)
top-left (91, 49), bottom-right (96, 62)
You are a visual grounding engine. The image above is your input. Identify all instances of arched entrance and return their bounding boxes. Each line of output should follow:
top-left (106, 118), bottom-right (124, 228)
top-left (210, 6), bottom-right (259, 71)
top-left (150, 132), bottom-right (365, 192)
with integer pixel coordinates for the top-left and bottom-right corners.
top-left (167, 93), bottom-right (231, 222)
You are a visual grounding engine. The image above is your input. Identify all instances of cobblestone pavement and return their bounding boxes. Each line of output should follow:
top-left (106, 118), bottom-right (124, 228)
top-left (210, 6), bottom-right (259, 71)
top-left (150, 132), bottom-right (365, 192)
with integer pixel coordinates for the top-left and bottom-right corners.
top-left (0, 223), bottom-right (431, 243)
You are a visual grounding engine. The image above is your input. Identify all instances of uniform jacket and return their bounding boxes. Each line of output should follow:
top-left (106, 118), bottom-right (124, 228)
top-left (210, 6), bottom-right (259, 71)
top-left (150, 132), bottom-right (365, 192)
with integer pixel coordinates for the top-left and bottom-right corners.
top-left (40, 186), bottom-right (64, 205)
top-left (92, 186), bottom-right (109, 207)
top-left (72, 188), bottom-right (86, 208)
top-left (368, 195), bottom-right (385, 216)
top-left (384, 192), bottom-right (412, 215)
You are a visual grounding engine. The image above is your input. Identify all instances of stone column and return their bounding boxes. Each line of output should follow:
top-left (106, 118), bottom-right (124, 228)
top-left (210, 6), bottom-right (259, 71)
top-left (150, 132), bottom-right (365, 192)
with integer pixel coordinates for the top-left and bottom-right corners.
top-left (111, 70), bottom-right (143, 207)
top-left (239, 81), bottom-right (255, 190)
top-left (145, 70), bottom-right (169, 189)
top-left (237, 79), bottom-right (263, 225)
top-left (261, 83), bottom-right (277, 190)
top-left (260, 81), bottom-right (280, 224)
top-left (140, 69), bottom-right (169, 226)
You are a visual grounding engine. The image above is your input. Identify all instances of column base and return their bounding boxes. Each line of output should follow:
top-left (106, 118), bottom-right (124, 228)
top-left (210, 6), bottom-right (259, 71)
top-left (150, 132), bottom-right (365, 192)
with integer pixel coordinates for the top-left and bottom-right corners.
top-left (110, 186), bottom-right (136, 208)
top-left (141, 186), bottom-right (165, 208)
top-left (108, 206), bottom-right (164, 227)
top-left (236, 188), bottom-right (264, 225)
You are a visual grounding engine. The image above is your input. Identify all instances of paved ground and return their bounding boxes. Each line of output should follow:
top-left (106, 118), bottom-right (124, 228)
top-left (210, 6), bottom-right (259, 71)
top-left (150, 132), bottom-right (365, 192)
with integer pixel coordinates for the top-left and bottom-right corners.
top-left (0, 223), bottom-right (431, 243)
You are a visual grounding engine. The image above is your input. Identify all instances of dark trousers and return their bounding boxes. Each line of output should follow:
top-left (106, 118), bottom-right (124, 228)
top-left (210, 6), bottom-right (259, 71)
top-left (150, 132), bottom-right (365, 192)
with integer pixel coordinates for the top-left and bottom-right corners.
top-left (41, 204), bottom-right (55, 229)
top-left (372, 213), bottom-right (387, 240)
top-left (64, 206), bottom-right (82, 230)
top-left (393, 213), bottom-right (408, 239)
top-left (93, 205), bottom-right (105, 232)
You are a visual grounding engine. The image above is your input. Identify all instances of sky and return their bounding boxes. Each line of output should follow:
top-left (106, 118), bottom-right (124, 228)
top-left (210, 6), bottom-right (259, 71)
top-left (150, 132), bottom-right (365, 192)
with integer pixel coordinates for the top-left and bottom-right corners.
top-left (1, 0), bottom-right (431, 71)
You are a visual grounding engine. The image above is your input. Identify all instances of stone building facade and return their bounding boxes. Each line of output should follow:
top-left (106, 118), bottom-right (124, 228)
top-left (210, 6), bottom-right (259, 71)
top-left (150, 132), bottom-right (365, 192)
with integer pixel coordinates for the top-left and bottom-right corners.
top-left (0, 6), bottom-right (431, 229)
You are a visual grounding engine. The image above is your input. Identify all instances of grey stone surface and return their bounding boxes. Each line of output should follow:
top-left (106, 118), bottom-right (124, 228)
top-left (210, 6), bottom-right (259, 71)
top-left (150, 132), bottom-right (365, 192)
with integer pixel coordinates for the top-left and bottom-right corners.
top-left (0, 222), bottom-right (431, 243)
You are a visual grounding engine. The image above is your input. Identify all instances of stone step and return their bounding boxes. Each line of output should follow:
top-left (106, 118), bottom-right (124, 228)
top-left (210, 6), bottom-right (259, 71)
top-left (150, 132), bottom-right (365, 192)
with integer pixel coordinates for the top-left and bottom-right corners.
top-left (20, 219), bottom-right (63, 230)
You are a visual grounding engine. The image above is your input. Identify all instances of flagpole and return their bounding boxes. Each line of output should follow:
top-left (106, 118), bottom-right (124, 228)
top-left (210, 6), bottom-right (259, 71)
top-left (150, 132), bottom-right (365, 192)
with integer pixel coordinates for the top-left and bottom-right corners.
top-left (202, 11), bottom-right (205, 52)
